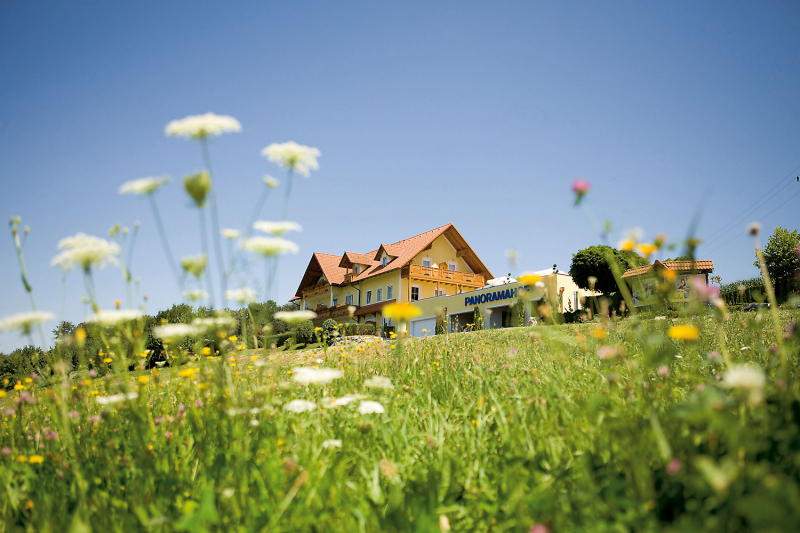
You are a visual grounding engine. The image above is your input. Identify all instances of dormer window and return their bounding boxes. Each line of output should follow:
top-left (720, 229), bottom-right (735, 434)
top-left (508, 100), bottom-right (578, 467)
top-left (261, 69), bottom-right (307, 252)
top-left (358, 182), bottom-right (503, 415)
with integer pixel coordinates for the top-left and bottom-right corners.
top-left (354, 265), bottom-right (361, 274)
top-left (381, 255), bottom-right (389, 267)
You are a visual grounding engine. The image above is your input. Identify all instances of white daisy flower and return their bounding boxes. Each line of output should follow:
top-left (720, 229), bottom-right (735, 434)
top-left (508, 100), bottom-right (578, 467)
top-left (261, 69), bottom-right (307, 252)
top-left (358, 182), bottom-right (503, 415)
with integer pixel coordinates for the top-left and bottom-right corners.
top-left (165, 113), bottom-right (241, 140)
top-left (261, 141), bottom-right (321, 177)
top-left (291, 367), bottom-right (343, 385)
top-left (263, 175), bottom-right (280, 188)
top-left (357, 401), bottom-right (385, 414)
top-left (240, 236), bottom-right (299, 257)
top-left (364, 376), bottom-right (393, 390)
top-left (322, 439), bottom-right (342, 449)
top-left (273, 310), bottom-right (317, 324)
top-left (119, 176), bottom-right (170, 196)
top-left (51, 233), bottom-right (120, 271)
top-left (96, 392), bottom-right (138, 405)
top-left (225, 287), bottom-right (257, 304)
top-left (221, 229), bottom-right (240, 240)
top-left (252, 221), bottom-right (302, 236)
top-left (152, 323), bottom-right (201, 340)
top-left (284, 400), bottom-right (317, 413)
top-left (85, 309), bottom-right (143, 326)
top-left (0, 311), bottom-right (55, 335)
top-left (183, 289), bottom-right (209, 302)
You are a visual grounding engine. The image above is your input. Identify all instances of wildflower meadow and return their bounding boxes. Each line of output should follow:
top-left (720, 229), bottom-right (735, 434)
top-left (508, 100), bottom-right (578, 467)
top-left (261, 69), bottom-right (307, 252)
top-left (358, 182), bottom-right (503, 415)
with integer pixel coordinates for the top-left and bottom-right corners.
top-left (2, 113), bottom-right (800, 533)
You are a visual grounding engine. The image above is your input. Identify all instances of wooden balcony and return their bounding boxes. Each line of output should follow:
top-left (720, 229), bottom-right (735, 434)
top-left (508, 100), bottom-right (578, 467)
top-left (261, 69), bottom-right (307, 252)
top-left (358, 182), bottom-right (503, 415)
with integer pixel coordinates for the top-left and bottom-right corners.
top-left (408, 265), bottom-right (485, 287)
top-left (301, 284), bottom-right (330, 300)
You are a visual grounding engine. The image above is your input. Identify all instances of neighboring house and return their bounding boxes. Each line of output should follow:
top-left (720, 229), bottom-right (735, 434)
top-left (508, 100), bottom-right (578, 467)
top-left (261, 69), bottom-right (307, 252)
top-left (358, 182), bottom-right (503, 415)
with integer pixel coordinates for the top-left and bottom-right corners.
top-left (293, 223), bottom-right (493, 329)
top-left (530, 267), bottom-right (599, 313)
top-left (621, 260), bottom-right (714, 307)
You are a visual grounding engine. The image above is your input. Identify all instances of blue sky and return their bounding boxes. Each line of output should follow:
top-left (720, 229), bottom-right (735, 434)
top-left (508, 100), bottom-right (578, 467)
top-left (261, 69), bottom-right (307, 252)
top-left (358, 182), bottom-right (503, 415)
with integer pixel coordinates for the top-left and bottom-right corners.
top-left (1, 0), bottom-right (799, 351)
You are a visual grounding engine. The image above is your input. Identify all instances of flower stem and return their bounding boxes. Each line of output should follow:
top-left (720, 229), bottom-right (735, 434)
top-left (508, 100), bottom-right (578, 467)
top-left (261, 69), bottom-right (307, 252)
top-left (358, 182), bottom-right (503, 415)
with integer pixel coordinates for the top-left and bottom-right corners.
top-left (83, 268), bottom-right (99, 313)
top-left (282, 168), bottom-right (294, 220)
top-left (147, 195), bottom-right (182, 290)
top-left (10, 222), bottom-right (47, 347)
top-left (198, 207), bottom-right (216, 310)
top-left (200, 138), bottom-right (227, 306)
top-left (754, 242), bottom-right (789, 386)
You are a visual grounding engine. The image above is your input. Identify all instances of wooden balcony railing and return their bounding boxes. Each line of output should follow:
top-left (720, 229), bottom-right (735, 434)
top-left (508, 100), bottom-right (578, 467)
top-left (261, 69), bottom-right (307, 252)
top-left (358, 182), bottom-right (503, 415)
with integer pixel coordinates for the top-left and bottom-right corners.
top-left (301, 284), bottom-right (330, 299)
top-left (408, 265), bottom-right (485, 287)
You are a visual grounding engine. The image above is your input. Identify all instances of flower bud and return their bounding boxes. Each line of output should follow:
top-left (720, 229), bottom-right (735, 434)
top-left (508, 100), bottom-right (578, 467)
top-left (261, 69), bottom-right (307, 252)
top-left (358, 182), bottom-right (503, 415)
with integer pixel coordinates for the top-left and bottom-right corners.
top-left (183, 171), bottom-right (212, 207)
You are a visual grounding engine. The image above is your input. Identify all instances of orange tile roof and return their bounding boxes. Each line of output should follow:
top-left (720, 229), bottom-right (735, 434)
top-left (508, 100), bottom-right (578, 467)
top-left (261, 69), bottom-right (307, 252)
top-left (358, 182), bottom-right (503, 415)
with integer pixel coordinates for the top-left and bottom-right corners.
top-left (314, 253), bottom-right (348, 285)
top-left (295, 223), bottom-right (493, 298)
top-left (621, 260), bottom-right (714, 278)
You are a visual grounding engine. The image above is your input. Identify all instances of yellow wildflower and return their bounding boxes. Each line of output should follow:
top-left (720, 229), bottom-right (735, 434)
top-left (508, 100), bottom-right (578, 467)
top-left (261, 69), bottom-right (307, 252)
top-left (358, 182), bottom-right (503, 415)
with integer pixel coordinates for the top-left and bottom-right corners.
top-left (138, 376), bottom-right (150, 384)
top-left (76, 327), bottom-right (86, 342)
top-left (14, 381), bottom-right (24, 391)
top-left (618, 239), bottom-right (636, 251)
top-left (668, 325), bottom-right (700, 341)
top-left (202, 347), bottom-right (211, 356)
top-left (103, 358), bottom-right (112, 363)
top-left (178, 368), bottom-right (199, 378)
top-left (591, 328), bottom-right (606, 340)
top-left (17, 455), bottom-right (27, 463)
top-left (90, 390), bottom-right (99, 395)
top-left (636, 243), bottom-right (658, 258)
top-left (28, 455), bottom-right (43, 464)
top-left (383, 302), bottom-right (422, 321)
top-left (0, 391), bottom-right (5, 398)
top-left (24, 378), bottom-right (32, 384)
top-left (518, 272), bottom-right (543, 284)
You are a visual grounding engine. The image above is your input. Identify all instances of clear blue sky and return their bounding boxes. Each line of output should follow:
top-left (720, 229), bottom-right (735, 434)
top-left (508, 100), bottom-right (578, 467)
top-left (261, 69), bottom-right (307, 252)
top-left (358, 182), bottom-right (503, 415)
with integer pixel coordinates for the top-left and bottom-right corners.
top-left (2, 0), bottom-right (799, 351)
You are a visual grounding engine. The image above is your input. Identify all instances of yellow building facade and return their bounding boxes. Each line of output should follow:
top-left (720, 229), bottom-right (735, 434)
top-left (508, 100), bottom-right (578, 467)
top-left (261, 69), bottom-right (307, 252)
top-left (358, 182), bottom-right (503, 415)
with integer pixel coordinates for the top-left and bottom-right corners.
top-left (293, 224), bottom-right (494, 331)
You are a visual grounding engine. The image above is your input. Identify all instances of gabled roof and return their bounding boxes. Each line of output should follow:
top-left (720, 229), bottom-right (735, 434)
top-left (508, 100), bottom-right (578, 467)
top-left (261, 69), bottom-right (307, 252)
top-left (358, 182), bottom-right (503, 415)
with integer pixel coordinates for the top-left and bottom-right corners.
top-left (621, 259), bottom-right (714, 279)
top-left (338, 251), bottom-right (374, 269)
top-left (294, 223), bottom-right (494, 297)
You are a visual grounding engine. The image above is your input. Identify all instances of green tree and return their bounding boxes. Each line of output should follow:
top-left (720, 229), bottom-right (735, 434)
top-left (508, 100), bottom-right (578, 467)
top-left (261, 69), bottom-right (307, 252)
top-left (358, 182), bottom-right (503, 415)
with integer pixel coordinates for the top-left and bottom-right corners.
top-left (569, 245), bottom-right (647, 295)
top-left (754, 227), bottom-right (800, 300)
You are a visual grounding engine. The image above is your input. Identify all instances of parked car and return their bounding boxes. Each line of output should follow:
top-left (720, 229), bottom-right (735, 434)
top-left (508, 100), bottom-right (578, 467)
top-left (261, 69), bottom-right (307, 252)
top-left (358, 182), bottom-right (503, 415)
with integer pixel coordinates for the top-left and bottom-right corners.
top-left (743, 303), bottom-right (769, 312)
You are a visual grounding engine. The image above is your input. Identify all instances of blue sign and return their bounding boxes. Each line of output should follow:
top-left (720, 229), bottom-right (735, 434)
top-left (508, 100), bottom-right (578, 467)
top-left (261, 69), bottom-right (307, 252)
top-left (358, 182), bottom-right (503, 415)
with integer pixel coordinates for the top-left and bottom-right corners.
top-left (465, 285), bottom-right (530, 307)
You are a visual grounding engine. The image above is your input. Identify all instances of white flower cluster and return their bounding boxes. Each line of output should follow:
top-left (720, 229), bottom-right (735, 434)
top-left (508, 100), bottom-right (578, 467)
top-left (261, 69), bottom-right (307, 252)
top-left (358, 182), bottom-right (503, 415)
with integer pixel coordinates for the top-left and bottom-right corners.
top-left (85, 309), bottom-right (143, 326)
top-left (118, 176), bottom-right (170, 196)
top-left (252, 221), bottom-right (302, 236)
top-left (51, 233), bottom-right (120, 271)
top-left (165, 113), bottom-right (242, 140)
top-left (292, 367), bottom-right (343, 385)
top-left (284, 399), bottom-right (317, 413)
top-left (153, 323), bottom-right (201, 340)
top-left (357, 401), bottom-right (385, 414)
top-left (0, 311), bottom-right (55, 334)
top-left (96, 392), bottom-right (138, 406)
top-left (261, 141), bottom-right (321, 177)
top-left (240, 236), bottom-right (299, 257)
top-left (263, 175), bottom-right (280, 188)
top-left (225, 287), bottom-right (257, 304)
top-left (722, 364), bottom-right (766, 406)
top-left (221, 229), bottom-right (240, 240)
top-left (183, 289), bottom-right (209, 302)
top-left (364, 376), bottom-right (393, 390)
top-left (273, 310), bottom-right (317, 324)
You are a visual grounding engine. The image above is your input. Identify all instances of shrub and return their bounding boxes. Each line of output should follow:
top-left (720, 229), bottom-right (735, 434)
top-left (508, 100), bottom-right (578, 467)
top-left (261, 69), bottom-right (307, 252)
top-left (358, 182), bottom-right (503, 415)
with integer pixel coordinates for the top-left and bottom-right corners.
top-left (321, 318), bottom-right (338, 345)
top-left (294, 320), bottom-right (316, 345)
top-left (473, 306), bottom-right (484, 330)
top-left (263, 332), bottom-right (293, 349)
top-left (359, 323), bottom-right (376, 336)
top-left (435, 312), bottom-right (446, 335)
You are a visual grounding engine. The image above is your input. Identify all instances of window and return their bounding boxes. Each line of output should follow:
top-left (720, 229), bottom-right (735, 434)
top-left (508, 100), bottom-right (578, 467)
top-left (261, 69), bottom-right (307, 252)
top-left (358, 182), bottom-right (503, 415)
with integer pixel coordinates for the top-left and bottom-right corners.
top-left (376, 288), bottom-right (383, 302)
top-left (354, 265), bottom-right (361, 274)
top-left (411, 287), bottom-right (419, 301)
top-left (387, 285), bottom-right (393, 300)
top-left (384, 318), bottom-right (393, 327)
top-left (448, 262), bottom-right (456, 271)
top-left (332, 298), bottom-right (338, 306)
top-left (381, 255), bottom-right (389, 267)
top-left (422, 258), bottom-right (432, 267)
top-left (437, 289), bottom-right (445, 296)
top-left (366, 290), bottom-right (372, 305)
top-left (345, 294), bottom-right (353, 305)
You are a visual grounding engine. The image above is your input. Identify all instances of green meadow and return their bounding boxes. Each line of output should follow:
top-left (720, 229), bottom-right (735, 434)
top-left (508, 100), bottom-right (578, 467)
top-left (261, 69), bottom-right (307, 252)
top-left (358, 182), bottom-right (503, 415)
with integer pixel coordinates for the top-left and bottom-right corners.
top-left (2, 308), bottom-right (799, 532)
